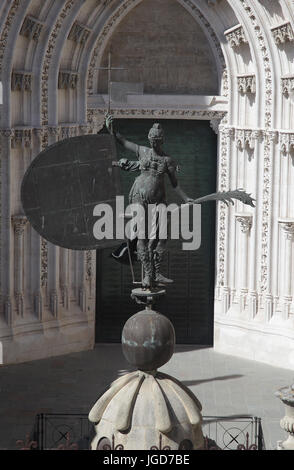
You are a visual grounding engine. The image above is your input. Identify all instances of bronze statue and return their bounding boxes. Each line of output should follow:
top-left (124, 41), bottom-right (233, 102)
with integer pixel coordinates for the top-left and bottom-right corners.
top-left (106, 114), bottom-right (255, 289)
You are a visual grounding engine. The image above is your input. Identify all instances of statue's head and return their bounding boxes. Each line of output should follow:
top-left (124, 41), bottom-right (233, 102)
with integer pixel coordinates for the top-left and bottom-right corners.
top-left (148, 123), bottom-right (164, 149)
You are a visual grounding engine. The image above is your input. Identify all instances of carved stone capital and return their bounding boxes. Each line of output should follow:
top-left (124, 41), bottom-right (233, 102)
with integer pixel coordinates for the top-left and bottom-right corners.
top-left (281, 75), bottom-right (294, 97)
top-left (279, 219), bottom-right (294, 241)
top-left (11, 128), bottom-right (32, 148)
top-left (48, 126), bottom-right (61, 138)
top-left (271, 22), bottom-right (294, 45)
top-left (224, 24), bottom-right (248, 48)
top-left (235, 213), bottom-right (253, 234)
top-left (0, 128), bottom-right (14, 139)
top-left (11, 71), bottom-right (32, 91)
top-left (61, 125), bottom-right (77, 140)
top-left (68, 22), bottom-right (91, 44)
top-left (58, 70), bottom-right (78, 90)
top-left (279, 132), bottom-right (294, 155)
top-left (235, 129), bottom-right (260, 151)
top-left (265, 130), bottom-right (278, 144)
top-left (20, 15), bottom-right (43, 41)
top-left (11, 215), bottom-right (28, 235)
top-left (237, 74), bottom-right (256, 94)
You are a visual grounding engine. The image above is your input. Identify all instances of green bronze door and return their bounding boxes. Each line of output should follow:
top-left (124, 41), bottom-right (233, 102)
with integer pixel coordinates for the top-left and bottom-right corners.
top-left (96, 119), bottom-right (217, 345)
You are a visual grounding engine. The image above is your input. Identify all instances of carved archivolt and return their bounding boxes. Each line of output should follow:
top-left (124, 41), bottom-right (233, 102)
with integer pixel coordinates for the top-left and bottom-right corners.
top-left (0, 0), bottom-right (21, 75)
top-left (239, 0), bottom-right (274, 295)
top-left (41, 0), bottom-right (76, 125)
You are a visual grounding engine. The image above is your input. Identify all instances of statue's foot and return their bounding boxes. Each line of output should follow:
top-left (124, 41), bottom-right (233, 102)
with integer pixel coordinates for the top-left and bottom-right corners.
top-left (142, 275), bottom-right (152, 289)
top-left (155, 273), bottom-right (174, 285)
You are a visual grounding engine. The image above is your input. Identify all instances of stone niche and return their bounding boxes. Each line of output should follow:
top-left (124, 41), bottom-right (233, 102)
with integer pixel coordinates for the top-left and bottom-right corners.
top-left (97, 0), bottom-right (219, 96)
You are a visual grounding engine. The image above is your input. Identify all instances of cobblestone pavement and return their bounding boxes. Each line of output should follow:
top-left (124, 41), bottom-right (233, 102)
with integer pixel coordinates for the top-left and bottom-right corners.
top-left (0, 344), bottom-right (291, 450)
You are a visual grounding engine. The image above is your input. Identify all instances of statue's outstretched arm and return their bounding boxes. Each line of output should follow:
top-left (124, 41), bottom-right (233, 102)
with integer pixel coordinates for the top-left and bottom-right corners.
top-left (105, 114), bottom-right (138, 154)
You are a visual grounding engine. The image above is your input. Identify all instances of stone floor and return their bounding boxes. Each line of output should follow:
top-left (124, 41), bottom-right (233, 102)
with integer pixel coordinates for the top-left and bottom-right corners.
top-left (0, 344), bottom-right (292, 450)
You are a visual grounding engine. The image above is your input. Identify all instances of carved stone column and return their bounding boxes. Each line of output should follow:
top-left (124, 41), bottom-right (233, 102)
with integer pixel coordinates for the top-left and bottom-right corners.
top-left (11, 215), bottom-right (28, 317)
top-left (235, 214), bottom-right (253, 311)
top-left (0, 129), bottom-right (14, 324)
top-left (218, 126), bottom-right (234, 313)
top-left (31, 128), bottom-right (44, 319)
top-left (278, 219), bottom-right (294, 320)
top-left (47, 127), bottom-right (60, 317)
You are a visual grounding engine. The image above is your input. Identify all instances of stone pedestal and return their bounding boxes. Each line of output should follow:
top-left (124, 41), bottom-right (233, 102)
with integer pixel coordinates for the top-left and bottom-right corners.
top-left (89, 296), bottom-right (204, 450)
top-left (276, 384), bottom-right (294, 450)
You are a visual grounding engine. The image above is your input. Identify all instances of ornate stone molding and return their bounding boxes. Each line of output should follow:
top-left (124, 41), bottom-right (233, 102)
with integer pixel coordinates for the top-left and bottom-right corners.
top-left (58, 70), bottom-right (79, 90)
top-left (41, 238), bottom-right (48, 288)
top-left (216, 126), bottom-right (232, 292)
top-left (237, 74), bottom-right (256, 94)
top-left (235, 214), bottom-right (253, 234)
top-left (0, 0), bottom-right (21, 75)
top-left (11, 71), bottom-right (32, 91)
top-left (20, 15), bottom-right (43, 41)
top-left (68, 22), bottom-right (91, 44)
top-left (86, 251), bottom-right (92, 281)
top-left (271, 22), bottom-right (294, 45)
top-left (87, 107), bottom-right (226, 121)
top-left (41, 0), bottom-right (75, 125)
top-left (224, 24), bottom-right (248, 48)
top-left (281, 75), bottom-right (294, 97)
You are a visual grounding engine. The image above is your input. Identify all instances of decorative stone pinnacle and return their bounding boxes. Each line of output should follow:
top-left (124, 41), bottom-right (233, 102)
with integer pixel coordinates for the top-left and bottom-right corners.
top-left (235, 213), bottom-right (253, 233)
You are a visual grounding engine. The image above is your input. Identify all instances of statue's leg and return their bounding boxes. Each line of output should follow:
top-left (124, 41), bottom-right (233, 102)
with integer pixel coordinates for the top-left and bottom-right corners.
top-left (137, 239), bottom-right (153, 288)
top-left (153, 239), bottom-right (174, 285)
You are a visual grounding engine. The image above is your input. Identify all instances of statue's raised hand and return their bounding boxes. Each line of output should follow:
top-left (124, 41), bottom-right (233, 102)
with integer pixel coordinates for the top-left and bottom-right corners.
top-left (105, 113), bottom-right (114, 134)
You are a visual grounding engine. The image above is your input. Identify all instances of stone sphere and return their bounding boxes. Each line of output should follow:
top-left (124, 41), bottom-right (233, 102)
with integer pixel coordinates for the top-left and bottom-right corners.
top-left (121, 309), bottom-right (175, 371)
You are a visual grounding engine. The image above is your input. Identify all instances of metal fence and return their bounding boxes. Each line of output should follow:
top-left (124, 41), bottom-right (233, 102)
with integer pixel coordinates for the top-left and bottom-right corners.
top-left (202, 415), bottom-right (265, 450)
top-left (31, 413), bottom-right (265, 450)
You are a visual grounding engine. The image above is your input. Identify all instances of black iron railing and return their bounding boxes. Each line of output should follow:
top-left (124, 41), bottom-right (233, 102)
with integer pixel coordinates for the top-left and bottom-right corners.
top-left (28, 413), bottom-right (265, 450)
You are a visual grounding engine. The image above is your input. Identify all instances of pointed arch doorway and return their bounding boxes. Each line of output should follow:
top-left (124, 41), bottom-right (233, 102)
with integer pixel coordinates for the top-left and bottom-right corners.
top-left (95, 118), bottom-right (217, 345)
